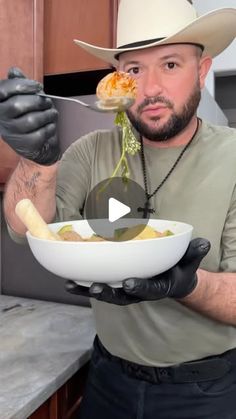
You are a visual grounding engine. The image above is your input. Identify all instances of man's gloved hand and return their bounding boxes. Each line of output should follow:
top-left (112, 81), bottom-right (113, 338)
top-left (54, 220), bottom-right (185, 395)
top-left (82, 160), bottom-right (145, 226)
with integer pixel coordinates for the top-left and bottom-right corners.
top-left (65, 237), bottom-right (211, 305)
top-left (0, 67), bottom-right (60, 165)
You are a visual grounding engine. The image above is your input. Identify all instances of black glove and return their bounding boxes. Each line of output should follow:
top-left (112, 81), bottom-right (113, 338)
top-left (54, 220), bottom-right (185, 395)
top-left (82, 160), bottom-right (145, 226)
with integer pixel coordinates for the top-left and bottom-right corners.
top-left (0, 67), bottom-right (60, 165)
top-left (65, 237), bottom-right (211, 305)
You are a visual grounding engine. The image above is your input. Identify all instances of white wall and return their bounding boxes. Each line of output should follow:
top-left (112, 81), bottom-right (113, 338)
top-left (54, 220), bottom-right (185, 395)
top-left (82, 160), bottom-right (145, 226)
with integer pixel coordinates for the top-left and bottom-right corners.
top-left (193, 0), bottom-right (236, 96)
top-left (198, 88), bottom-right (228, 125)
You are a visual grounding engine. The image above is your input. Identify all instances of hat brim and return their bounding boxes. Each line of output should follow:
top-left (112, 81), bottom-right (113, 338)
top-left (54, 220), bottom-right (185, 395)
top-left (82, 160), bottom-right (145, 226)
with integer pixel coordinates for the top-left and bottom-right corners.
top-left (74, 8), bottom-right (236, 65)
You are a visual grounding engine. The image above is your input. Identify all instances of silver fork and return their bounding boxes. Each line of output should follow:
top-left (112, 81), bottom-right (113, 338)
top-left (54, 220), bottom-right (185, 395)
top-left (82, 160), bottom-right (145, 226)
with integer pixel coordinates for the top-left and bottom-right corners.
top-left (37, 92), bottom-right (134, 113)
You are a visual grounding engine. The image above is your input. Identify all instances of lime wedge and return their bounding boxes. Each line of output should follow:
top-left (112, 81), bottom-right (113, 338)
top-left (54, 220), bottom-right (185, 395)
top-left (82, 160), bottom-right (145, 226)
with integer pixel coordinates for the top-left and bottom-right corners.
top-left (57, 224), bottom-right (73, 235)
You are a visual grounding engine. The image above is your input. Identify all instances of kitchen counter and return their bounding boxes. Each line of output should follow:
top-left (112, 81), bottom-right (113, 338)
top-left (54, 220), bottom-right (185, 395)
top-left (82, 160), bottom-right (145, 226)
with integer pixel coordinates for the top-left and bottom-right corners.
top-left (0, 294), bottom-right (95, 419)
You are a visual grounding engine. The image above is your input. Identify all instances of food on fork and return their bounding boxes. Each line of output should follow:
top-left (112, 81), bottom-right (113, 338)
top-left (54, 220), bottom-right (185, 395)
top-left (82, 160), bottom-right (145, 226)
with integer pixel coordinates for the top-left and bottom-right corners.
top-left (96, 71), bottom-right (137, 106)
top-left (95, 71), bottom-right (139, 186)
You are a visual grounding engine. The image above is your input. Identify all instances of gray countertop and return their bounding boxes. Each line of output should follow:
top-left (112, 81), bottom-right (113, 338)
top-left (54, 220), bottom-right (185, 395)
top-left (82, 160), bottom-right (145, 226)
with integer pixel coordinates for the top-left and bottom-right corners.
top-left (0, 295), bottom-right (96, 419)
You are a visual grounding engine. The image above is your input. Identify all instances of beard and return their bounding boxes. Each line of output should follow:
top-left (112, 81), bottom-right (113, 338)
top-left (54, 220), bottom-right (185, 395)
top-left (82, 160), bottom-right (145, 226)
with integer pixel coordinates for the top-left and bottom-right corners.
top-left (126, 82), bottom-right (201, 142)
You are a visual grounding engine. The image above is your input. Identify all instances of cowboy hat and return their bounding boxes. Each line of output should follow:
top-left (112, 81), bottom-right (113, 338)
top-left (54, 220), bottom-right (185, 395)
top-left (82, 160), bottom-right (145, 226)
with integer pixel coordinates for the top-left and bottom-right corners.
top-left (74, 0), bottom-right (236, 65)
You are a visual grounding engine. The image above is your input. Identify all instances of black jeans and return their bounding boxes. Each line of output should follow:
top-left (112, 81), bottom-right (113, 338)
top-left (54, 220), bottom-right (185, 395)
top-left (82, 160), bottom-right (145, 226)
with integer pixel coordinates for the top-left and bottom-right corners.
top-left (78, 337), bottom-right (236, 419)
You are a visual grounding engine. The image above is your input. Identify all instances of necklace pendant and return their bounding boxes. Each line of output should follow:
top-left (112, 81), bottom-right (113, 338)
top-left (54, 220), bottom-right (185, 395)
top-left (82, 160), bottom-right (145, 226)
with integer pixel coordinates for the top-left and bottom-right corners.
top-left (137, 200), bottom-right (155, 219)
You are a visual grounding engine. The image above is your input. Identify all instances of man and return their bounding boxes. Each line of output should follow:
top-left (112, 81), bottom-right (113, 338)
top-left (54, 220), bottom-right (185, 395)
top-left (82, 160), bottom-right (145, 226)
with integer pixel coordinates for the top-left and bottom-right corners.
top-left (1, 0), bottom-right (236, 417)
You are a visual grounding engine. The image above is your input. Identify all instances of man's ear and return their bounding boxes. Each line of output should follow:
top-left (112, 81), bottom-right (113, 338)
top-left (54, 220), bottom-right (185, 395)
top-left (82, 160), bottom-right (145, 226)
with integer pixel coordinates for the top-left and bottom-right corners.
top-left (199, 55), bottom-right (212, 89)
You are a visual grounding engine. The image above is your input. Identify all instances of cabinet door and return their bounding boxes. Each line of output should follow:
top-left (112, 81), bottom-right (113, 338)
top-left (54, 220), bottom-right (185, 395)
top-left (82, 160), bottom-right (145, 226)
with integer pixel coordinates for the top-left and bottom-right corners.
top-left (0, 0), bottom-right (44, 80)
top-left (44, 0), bottom-right (119, 75)
top-left (0, 0), bottom-right (44, 186)
top-left (28, 363), bottom-right (89, 419)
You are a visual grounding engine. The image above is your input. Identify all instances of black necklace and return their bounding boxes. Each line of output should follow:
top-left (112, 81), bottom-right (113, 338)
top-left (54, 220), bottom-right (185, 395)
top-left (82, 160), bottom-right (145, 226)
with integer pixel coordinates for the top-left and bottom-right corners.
top-left (137, 119), bottom-right (200, 218)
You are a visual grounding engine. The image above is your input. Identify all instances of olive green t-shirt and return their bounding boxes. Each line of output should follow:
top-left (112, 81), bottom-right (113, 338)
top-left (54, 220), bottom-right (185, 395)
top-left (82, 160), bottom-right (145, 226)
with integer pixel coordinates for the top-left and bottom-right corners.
top-left (54, 120), bottom-right (236, 366)
top-left (9, 120), bottom-right (236, 366)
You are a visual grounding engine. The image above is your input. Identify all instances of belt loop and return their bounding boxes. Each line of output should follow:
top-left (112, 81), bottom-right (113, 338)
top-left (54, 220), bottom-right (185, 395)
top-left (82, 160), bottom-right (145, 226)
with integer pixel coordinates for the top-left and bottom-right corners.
top-left (156, 368), bottom-right (173, 383)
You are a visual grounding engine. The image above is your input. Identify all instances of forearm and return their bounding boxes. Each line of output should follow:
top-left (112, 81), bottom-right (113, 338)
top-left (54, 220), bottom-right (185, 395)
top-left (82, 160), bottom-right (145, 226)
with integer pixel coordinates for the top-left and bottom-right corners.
top-left (180, 269), bottom-right (236, 326)
top-left (3, 157), bottom-right (58, 235)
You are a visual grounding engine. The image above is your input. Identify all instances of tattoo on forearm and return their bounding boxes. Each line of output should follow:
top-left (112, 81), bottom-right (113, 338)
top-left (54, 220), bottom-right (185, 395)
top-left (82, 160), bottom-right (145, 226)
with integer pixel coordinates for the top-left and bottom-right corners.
top-left (8, 159), bottom-right (57, 209)
top-left (24, 172), bottom-right (41, 192)
top-left (13, 173), bottom-right (41, 201)
top-left (19, 172), bottom-right (41, 195)
top-left (12, 160), bottom-right (41, 200)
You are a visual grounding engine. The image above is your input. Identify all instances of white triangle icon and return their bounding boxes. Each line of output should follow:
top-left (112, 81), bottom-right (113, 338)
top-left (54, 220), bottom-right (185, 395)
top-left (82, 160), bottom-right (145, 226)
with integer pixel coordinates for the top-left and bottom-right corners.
top-left (108, 198), bottom-right (131, 222)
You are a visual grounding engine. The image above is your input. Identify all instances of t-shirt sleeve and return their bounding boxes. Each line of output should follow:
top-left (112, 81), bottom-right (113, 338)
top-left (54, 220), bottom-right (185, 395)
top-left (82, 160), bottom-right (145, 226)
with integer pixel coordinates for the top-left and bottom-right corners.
top-left (220, 184), bottom-right (236, 272)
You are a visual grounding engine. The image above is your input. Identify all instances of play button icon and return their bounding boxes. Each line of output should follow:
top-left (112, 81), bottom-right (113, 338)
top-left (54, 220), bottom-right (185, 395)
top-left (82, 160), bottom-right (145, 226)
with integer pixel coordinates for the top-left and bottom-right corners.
top-left (84, 177), bottom-right (151, 241)
top-left (109, 198), bottom-right (131, 222)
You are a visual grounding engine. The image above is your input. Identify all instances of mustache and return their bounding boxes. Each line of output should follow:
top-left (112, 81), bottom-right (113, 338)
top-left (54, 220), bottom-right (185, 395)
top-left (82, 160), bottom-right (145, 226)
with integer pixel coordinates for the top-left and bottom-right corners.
top-left (137, 96), bottom-right (174, 113)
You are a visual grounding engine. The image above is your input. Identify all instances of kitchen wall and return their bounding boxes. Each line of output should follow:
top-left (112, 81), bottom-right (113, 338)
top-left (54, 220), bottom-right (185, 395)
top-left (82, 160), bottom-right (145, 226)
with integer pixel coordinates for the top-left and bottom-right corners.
top-left (193, 0), bottom-right (236, 97)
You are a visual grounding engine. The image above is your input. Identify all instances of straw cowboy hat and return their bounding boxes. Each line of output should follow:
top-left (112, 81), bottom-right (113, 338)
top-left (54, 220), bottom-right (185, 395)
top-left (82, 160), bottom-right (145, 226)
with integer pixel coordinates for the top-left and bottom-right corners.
top-left (74, 0), bottom-right (236, 65)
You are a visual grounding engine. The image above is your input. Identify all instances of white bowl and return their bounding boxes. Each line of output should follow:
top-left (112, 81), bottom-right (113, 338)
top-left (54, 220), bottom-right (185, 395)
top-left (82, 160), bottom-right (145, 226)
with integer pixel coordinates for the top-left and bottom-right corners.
top-left (26, 219), bottom-right (193, 287)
